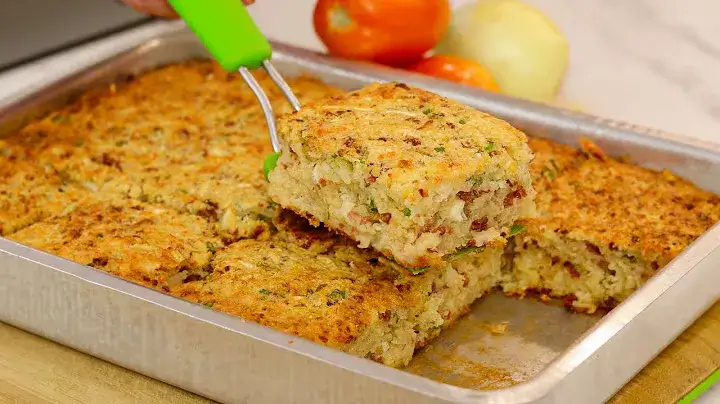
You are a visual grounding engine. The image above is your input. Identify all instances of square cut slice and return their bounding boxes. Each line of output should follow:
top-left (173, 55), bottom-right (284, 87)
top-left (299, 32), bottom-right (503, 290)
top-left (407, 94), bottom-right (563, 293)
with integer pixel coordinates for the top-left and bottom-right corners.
top-left (8, 199), bottom-right (221, 291)
top-left (268, 82), bottom-right (536, 270)
top-left (100, 156), bottom-right (275, 243)
top-left (173, 219), bottom-right (503, 368)
top-left (504, 137), bottom-right (720, 313)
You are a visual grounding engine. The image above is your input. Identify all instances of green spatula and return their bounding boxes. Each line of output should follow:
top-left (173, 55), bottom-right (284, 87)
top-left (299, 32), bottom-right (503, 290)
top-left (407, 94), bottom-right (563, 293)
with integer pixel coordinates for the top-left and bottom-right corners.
top-left (168, 0), bottom-right (298, 178)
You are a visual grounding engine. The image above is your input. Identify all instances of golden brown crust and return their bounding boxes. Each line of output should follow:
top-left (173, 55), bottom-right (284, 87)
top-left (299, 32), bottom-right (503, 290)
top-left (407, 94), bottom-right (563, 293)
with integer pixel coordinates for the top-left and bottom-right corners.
top-left (0, 61), bottom-right (342, 235)
top-left (0, 164), bottom-right (94, 235)
top-left (8, 199), bottom-right (220, 290)
top-left (526, 137), bottom-right (582, 185)
top-left (277, 82), bottom-right (531, 202)
top-left (173, 239), bottom-right (425, 347)
top-left (526, 137), bottom-right (720, 262)
top-left (99, 157), bottom-right (274, 243)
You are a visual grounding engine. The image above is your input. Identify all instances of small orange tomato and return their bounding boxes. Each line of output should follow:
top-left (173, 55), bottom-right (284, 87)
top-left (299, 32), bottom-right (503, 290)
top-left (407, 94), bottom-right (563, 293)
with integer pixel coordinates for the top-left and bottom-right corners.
top-left (313, 0), bottom-right (451, 67)
top-left (408, 55), bottom-right (500, 92)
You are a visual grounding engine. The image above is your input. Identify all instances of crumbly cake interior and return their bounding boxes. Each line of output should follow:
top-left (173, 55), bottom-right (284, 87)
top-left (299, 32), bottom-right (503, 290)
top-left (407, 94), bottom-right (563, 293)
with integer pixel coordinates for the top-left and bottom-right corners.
top-left (2, 61), bottom-right (719, 367)
top-left (268, 82), bottom-right (536, 270)
top-left (503, 137), bottom-right (720, 312)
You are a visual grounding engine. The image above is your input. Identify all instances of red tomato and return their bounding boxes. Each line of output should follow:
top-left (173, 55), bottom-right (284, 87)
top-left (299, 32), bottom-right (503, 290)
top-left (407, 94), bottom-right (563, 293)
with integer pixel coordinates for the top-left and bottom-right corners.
top-left (313, 0), bottom-right (451, 67)
top-left (408, 55), bottom-right (500, 92)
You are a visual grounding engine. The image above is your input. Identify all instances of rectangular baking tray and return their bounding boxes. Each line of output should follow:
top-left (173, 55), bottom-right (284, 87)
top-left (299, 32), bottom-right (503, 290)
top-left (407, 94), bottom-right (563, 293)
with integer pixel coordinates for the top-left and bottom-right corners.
top-left (1, 23), bottom-right (720, 404)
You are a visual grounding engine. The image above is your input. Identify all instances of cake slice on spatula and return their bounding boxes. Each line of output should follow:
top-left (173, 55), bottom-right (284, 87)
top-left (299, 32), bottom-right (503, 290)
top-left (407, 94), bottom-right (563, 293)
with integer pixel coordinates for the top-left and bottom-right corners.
top-left (267, 82), bottom-right (535, 272)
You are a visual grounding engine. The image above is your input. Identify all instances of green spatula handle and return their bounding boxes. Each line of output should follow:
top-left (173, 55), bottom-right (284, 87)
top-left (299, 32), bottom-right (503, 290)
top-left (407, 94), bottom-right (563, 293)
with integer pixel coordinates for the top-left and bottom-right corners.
top-left (168, 0), bottom-right (272, 70)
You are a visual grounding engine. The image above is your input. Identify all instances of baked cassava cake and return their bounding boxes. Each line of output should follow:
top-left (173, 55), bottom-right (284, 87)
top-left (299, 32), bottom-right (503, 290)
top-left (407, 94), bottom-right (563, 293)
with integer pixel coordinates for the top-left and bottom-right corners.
top-left (267, 82), bottom-right (536, 271)
top-left (99, 156), bottom-right (275, 244)
top-left (0, 163), bottom-right (93, 236)
top-left (174, 211), bottom-right (503, 368)
top-left (8, 198), bottom-right (221, 291)
top-left (2, 60), bottom-right (720, 370)
top-left (503, 137), bottom-right (720, 313)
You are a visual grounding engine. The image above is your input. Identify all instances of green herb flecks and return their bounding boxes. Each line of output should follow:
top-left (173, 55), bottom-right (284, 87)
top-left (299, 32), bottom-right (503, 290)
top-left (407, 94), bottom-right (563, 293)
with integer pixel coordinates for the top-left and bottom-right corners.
top-left (484, 141), bottom-right (495, 151)
top-left (459, 119), bottom-right (467, 125)
top-left (509, 224), bottom-right (527, 237)
top-left (263, 152), bottom-right (282, 181)
top-left (326, 289), bottom-right (347, 306)
top-left (422, 108), bottom-right (433, 115)
top-left (409, 266), bottom-right (430, 275)
top-left (542, 159), bottom-right (561, 180)
top-left (550, 159), bottom-right (560, 172)
top-left (206, 241), bottom-right (218, 253)
top-left (259, 288), bottom-right (272, 296)
top-left (369, 199), bottom-right (378, 213)
top-left (403, 208), bottom-right (412, 217)
top-left (469, 174), bottom-right (484, 185)
top-left (542, 168), bottom-right (557, 179)
top-left (450, 246), bottom-right (481, 259)
top-left (203, 302), bottom-right (214, 308)
top-left (434, 147), bottom-right (445, 152)
top-left (52, 115), bottom-right (68, 124)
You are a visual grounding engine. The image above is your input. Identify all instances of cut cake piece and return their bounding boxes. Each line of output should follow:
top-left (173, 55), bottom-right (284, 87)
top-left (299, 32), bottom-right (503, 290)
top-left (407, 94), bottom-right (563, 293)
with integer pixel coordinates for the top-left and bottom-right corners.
top-left (100, 156), bottom-right (275, 243)
top-left (503, 137), bottom-right (720, 313)
top-left (8, 199), bottom-right (221, 291)
top-left (267, 82), bottom-right (535, 271)
top-left (173, 212), bottom-right (503, 368)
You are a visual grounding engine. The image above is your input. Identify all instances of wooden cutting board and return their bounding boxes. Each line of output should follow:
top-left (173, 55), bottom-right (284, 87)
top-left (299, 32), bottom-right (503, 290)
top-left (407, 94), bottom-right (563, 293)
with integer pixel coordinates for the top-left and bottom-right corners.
top-left (609, 301), bottom-right (720, 403)
top-left (1, 301), bottom-right (718, 404)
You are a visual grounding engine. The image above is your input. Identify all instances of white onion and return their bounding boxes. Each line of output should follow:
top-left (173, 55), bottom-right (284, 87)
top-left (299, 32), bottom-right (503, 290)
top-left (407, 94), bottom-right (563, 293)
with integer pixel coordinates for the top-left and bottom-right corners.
top-left (437, 0), bottom-right (569, 103)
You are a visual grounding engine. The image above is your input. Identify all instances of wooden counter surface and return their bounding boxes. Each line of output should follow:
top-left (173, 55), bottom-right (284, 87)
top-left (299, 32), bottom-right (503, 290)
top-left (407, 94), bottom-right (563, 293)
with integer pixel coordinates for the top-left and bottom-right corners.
top-left (1, 301), bottom-right (718, 403)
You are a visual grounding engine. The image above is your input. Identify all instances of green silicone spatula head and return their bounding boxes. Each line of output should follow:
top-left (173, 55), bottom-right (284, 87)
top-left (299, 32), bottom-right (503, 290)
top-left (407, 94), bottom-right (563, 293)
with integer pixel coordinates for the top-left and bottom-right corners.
top-left (168, 0), bottom-right (271, 70)
top-left (168, 0), bottom-right (301, 179)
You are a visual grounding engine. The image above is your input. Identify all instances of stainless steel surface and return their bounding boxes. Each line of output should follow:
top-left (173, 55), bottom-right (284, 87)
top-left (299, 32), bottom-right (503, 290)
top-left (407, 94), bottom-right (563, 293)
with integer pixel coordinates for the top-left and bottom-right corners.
top-left (238, 66), bottom-right (282, 153)
top-left (261, 59), bottom-right (302, 152)
top-left (239, 60), bottom-right (301, 153)
top-left (264, 60), bottom-right (302, 112)
top-left (1, 26), bottom-right (720, 404)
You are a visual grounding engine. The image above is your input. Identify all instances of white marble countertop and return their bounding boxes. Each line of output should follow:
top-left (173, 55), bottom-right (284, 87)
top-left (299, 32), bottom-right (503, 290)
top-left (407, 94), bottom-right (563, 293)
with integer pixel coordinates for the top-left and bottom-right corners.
top-left (0, 0), bottom-right (718, 401)
top-left (2, 0), bottom-right (720, 148)
top-left (2, 0), bottom-right (720, 146)
top-left (247, 0), bottom-right (720, 146)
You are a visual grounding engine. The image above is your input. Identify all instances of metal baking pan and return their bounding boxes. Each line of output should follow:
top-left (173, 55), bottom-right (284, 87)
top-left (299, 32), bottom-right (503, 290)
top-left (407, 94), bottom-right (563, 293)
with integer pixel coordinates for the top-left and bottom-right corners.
top-left (1, 24), bottom-right (720, 404)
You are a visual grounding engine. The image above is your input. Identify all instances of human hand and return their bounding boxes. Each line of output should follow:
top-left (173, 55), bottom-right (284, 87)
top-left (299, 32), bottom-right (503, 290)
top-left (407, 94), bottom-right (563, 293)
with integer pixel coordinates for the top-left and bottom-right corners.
top-left (122, 0), bottom-right (256, 18)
